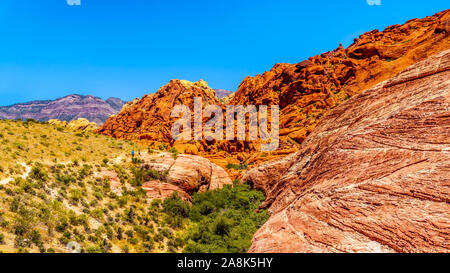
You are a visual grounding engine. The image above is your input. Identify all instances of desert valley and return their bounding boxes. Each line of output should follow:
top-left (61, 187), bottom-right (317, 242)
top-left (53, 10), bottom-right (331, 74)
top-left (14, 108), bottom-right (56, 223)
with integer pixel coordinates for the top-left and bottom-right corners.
top-left (0, 9), bottom-right (449, 253)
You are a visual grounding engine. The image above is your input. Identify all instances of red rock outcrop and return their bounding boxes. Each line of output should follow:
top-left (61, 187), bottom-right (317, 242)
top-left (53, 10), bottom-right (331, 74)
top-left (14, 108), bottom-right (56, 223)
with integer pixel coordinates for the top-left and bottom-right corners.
top-left (141, 152), bottom-right (233, 195)
top-left (232, 9), bottom-right (450, 150)
top-left (142, 181), bottom-right (191, 202)
top-left (98, 10), bottom-right (450, 175)
top-left (244, 49), bottom-right (450, 253)
top-left (95, 151), bottom-right (233, 201)
top-left (95, 169), bottom-right (123, 195)
top-left (98, 79), bottom-right (220, 143)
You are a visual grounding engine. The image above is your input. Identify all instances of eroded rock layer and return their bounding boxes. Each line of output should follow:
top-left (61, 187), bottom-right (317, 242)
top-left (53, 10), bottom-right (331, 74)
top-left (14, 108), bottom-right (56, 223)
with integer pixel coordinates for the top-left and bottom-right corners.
top-left (141, 152), bottom-right (233, 196)
top-left (98, 10), bottom-right (450, 172)
top-left (98, 80), bottom-right (220, 143)
top-left (232, 10), bottom-right (449, 148)
top-left (243, 50), bottom-right (450, 253)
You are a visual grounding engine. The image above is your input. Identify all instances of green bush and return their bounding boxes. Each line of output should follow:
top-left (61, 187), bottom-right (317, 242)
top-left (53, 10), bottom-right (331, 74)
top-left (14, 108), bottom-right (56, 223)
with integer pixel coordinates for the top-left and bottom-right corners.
top-left (162, 193), bottom-right (190, 218)
top-left (225, 163), bottom-right (248, 170)
top-left (183, 183), bottom-right (268, 253)
top-left (29, 164), bottom-right (48, 181)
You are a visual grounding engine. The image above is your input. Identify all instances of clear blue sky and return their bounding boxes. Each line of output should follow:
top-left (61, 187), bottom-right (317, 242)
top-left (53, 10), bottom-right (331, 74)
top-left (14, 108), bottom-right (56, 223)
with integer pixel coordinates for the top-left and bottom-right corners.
top-left (0, 0), bottom-right (448, 105)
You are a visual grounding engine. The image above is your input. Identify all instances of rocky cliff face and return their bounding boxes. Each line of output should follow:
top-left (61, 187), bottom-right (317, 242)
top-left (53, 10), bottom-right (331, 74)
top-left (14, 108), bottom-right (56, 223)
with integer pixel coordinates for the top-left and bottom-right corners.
top-left (231, 9), bottom-right (449, 148)
top-left (98, 80), bottom-right (220, 143)
top-left (243, 49), bottom-right (450, 253)
top-left (97, 10), bottom-right (450, 173)
top-left (0, 94), bottom-right (126, 125)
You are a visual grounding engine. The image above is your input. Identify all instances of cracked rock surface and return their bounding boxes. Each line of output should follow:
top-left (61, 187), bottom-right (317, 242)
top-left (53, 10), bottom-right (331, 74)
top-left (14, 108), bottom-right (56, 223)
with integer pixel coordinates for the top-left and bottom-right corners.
top-left (244, 50), bottom-right (450, 253)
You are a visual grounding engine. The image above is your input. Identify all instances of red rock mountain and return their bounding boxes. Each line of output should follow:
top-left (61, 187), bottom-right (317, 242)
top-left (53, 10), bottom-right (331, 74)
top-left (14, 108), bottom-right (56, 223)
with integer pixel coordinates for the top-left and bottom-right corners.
top-left (231, 9), bottom-right (449, 147)
top-left (0, 94), bottom-right (125, 125)
top-left (98, 79), bottom-right (220, 143)
top-left (243, 49), bottom-right (450, 253)
top-left (99, 10), bottom-right (450, 171)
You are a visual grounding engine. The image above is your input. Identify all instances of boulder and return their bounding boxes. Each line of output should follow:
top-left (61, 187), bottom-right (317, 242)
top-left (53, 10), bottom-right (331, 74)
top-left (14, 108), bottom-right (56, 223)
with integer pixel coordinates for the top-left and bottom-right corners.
top-left (142, 181), bottom-right (191, 202)
top-left (141, 152), bottom-right (233, 197)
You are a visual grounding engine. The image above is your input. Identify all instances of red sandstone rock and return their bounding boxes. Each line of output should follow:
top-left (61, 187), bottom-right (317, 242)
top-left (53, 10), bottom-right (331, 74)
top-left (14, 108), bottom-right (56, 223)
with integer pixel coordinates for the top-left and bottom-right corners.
top-left (245, 49), bottom-right (450, 253)
top-left (231, 9), bottom-right (450, 153)
top-left (210, 163), bottom-right (233, 190)
top-left (95, 169), bottom-right (123, 196)
top-left (98, 10), bottom-right (450, 172)
top-left (98, 79), bottom-right (220, 143)
top-left (141, 152), bottom-right (233, 196)
top-left (142, 180), bottom-right (191, 202)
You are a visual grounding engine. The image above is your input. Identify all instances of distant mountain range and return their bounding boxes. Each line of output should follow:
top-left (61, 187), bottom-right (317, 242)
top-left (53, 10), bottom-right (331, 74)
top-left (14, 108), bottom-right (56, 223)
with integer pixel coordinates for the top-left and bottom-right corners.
top-left (213, 89), bottom-right (234, 99)
top-left (0, 94), bottom-right (126, 125)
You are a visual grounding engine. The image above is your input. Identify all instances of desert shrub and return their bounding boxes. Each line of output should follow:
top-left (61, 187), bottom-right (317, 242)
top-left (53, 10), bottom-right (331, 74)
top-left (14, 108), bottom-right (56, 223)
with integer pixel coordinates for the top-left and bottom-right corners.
top-left (143, 241), bottom-right (154, 252)
top-left (168, 236), bottom-right (185, 249)
top-left (131, 157), bottom-right (143, 164)
top-left (213, 216), bottom-right (232, 236)
top-left (153, 233), bottom-right (164, 242)
top-left (168, 147), bottom-right (179, 159)
top-left (85, 244), bottom-right (103, 253)
top-left (13, 142), bottom-right (25, 150)
top-left (0, 214), bottom-right (8, 228)
top-left (69, 189), bottom-right (83, 203)
top-left (56, 173), bottom-right (75, 185)
top-left (130, 166), bottom-right (162, 186)
top-left (29, 164), bottom-right (47, 181)
top-left (158, 227), bottom-right (173, 239)
top-left (162, 194), bottom-right (190, 218)
top-left (78, 164), bottom-right (92, 179)
top-left (183, 183), bottom-right (268, 253)
top-left (158, 143), bottom-right (168, 151)
top-left (90, 208), bottom-right (104, 220)
top-left (225, 162), bottom-right (248, 170)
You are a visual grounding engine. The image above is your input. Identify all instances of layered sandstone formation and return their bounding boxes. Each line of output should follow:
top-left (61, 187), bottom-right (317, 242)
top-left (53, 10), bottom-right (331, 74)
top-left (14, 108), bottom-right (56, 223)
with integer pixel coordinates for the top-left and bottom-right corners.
top-left (243, 50), bottom-right (450, 253)
top-left (232, 9), bottom-right (449, 151)
top-left (98, 79), bottom-right (220, 143)
top-left (98, 10), bottom-right (450, 172)
top-left (142, 181), bottom-right (191, 202)
top-left (141, 152), bottom-right (233, 195)
top-left (0, 94), bottom-right (125, 125)
top-left (96, 151), bottom-right (233, 201)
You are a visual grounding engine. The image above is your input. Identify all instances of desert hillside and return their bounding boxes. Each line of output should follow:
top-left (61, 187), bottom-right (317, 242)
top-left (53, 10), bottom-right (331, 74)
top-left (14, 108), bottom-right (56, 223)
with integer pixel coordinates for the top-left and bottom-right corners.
top-left (0, 8), bottom-right (448, 255)
top-left (0, 119), bottom-right (267, 253)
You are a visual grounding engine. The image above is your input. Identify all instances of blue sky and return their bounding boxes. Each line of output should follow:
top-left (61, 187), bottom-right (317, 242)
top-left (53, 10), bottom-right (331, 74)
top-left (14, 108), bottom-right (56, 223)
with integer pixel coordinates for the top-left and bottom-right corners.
top-left (0, 0), bottom-right (448, 105)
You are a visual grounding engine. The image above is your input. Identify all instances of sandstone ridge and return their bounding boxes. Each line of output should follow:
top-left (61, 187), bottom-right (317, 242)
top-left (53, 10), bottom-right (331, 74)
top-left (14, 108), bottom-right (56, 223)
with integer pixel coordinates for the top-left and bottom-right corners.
top-left (98, 10), bottom-right (450, 172)
top-left (243, 49), bottom-right (450, 253)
